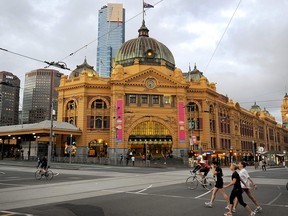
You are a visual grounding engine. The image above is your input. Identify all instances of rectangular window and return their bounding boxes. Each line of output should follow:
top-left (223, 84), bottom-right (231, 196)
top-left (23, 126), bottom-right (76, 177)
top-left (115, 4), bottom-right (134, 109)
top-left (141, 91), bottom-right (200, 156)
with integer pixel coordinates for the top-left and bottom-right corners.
top-left (129, 95), bottom-right (136, 103)
top-left (103, 116), bottom-right (110, 128)
top-left (90, 116), bottom-right (94, 128)
top-left (141, 95), bottom-right (148, 104)
top-left (95, 116), bottom-right (102, 128)
top-left (152, 95), bottom-right (159, 104)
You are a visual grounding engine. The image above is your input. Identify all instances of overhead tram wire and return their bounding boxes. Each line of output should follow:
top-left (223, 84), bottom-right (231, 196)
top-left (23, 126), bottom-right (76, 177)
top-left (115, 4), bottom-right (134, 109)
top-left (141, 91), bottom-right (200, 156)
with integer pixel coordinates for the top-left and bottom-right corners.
top-left (204, 0), bottom-right (242, 73)
top-left (0, 47), bottom-right (70, 71)
top-left (1, 1), bottom-right (164, 69)
top-left (60, 0), bottom-right (164, 61)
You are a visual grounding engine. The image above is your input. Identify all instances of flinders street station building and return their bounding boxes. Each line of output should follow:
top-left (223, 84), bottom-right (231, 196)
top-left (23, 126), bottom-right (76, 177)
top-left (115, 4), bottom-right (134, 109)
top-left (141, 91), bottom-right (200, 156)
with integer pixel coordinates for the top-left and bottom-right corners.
top-left (1, 21), bottom-right (288, 166)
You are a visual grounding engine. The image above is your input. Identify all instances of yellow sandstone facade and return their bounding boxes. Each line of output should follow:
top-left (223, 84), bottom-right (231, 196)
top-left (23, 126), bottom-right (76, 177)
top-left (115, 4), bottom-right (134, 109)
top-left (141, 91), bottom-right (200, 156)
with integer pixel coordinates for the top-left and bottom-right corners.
top-left (56, 22), bottom-right (288, 165)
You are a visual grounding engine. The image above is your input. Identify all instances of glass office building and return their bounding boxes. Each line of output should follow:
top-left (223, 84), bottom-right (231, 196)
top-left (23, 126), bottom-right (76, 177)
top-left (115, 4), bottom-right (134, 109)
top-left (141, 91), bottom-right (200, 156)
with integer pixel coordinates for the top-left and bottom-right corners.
top-left (0, 71), bottom-right (20, 126)
top-left (96, 3), bottom-right (125, 77)
top-left (22, 69), bottom-right (63, 124)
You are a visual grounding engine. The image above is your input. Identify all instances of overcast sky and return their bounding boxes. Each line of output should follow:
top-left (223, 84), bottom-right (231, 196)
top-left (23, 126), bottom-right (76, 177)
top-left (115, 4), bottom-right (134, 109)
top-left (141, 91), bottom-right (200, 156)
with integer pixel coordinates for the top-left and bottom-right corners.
top-left (0, 0), bottom-right (287, 123)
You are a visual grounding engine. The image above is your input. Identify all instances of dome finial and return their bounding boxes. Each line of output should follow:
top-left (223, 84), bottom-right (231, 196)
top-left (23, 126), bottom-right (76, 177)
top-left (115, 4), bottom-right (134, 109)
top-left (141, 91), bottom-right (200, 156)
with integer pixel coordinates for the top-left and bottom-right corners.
top-left (138, 19), bottom-right (149, 37)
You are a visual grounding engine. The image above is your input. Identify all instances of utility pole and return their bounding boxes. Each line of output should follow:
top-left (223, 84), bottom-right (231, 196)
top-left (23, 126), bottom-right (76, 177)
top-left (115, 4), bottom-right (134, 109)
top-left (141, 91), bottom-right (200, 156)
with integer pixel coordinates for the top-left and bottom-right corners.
top-left (69, 134), bottom-right (73, 163)
top-left (48, 100), bottom-right (53, 167)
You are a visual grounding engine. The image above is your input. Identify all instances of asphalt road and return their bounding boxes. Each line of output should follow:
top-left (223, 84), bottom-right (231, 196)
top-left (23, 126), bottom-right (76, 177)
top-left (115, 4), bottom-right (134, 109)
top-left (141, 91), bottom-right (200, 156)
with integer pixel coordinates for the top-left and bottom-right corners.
top-left (0, 162), bottom-right (287, 216)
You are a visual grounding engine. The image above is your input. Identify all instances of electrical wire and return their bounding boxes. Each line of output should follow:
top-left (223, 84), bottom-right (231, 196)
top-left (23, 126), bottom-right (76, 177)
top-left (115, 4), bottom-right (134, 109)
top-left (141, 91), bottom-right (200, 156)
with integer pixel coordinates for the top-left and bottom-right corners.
top-left (0, 47), bottom-right (70, 70)
top-left (0, 47), bottom-right (45, 64)
top-left (204, 0), bottom-right (242, 73)
top-left (1, 1), bottom-right (164, 70)
top-left (60, 0), bottom-right (164, 61)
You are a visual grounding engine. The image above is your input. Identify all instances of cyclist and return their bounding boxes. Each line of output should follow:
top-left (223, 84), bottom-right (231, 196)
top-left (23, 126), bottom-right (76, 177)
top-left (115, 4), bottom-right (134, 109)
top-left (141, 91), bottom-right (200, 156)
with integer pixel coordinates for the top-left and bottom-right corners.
top-left (192, 156), bottom-right (211, 178)
top-left (39, 156), bottom-right (48, 175)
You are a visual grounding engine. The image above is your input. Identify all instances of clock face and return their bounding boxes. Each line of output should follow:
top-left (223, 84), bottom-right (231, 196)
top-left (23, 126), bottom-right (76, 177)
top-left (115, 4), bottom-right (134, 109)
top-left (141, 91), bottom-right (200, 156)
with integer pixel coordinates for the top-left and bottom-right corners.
top-left (146, 79), bottom-right (155, 89)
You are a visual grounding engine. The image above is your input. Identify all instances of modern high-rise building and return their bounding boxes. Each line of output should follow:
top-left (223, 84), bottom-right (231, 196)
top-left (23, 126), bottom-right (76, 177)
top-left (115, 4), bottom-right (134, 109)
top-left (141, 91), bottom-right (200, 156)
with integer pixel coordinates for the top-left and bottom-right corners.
top-left (0, 71), bottom-right (20, 126)
top-left (22, 69), bottom-right (63, 124)
top-left (96, 3), bottom-right (125, 77)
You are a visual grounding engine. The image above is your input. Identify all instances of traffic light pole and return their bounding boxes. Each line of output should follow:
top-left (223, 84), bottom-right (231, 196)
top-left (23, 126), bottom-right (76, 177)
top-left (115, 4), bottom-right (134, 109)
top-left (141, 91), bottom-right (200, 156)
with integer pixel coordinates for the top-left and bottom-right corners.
top-left (69, 134), bottom-right (72, 163)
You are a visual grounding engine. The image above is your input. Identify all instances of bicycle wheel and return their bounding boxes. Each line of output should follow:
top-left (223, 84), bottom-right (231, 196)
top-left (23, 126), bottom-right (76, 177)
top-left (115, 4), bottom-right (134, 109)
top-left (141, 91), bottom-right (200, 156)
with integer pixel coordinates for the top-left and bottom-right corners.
top-left (186, 176), bottom-right (198, 190)
top-left (203, 177), bottom-right (215, 190)
top-left (286, 182), bottom-right (288, 190)
top-left (35, 170), bottom-right (42, 180)
top-left (45, 170), bottom-right (53, 180)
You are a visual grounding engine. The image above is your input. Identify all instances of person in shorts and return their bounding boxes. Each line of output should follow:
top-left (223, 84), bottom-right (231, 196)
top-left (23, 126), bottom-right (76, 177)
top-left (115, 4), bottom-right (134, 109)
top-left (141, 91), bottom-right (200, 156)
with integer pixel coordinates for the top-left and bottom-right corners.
top-left (233, 161), bottom-right (262, 213)
top-left (223, 163), bottom-right (255, 216)
top-left (205, 161), bottom-right (229, 208)
top-left (192, 156), bottom-right (211, 177)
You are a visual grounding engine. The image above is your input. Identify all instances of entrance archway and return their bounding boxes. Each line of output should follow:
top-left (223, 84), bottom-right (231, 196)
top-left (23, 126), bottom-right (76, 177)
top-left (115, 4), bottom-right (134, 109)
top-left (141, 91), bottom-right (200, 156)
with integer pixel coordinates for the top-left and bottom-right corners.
top-left (88, 139), bottom-right (108, 157)
top-left (127, 121), bottom-right (173, 157)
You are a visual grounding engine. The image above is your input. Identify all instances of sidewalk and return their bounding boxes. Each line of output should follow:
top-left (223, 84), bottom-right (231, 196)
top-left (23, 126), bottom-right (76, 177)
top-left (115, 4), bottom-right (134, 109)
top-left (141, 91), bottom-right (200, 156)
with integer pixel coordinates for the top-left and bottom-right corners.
top-left (0, 158), bottom-right (282, 172)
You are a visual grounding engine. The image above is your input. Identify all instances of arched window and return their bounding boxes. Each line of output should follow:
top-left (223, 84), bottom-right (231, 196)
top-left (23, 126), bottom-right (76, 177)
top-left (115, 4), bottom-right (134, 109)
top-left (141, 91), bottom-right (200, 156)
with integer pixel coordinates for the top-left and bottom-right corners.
top-left (91, 99), bottom-right (107, 109)
top-left (89, 99), bottom-right (110, 129)
top-left (67, 100), bottom-right (76, 110)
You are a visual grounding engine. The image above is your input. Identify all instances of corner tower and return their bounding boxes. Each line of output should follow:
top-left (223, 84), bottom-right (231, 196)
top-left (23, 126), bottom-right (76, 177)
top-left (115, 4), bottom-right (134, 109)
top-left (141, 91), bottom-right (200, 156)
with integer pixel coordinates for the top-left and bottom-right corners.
top-left (281, 93), bottom-right (288, 128)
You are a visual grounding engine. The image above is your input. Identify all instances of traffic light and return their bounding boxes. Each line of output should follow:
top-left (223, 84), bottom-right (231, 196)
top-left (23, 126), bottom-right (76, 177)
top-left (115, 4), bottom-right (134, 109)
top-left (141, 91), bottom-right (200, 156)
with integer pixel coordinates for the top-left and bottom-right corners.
top-left (67, 135), bottom-right (76, 145)
top-left (72, 136), bottom-right (76, 145)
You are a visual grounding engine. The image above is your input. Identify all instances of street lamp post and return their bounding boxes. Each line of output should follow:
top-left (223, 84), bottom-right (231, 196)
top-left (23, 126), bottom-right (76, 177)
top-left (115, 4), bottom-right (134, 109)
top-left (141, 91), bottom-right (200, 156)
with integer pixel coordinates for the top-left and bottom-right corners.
top-left (252, 140), bottom-right (256, 167)
top-left (48, 100), bottom-right (54, 167)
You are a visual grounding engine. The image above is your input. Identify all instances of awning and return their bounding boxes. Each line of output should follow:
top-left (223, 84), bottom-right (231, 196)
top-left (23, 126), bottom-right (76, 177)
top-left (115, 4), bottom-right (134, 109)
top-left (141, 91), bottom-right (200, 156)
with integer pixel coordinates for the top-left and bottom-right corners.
top-left (276, 154), bottom-right (285, 157)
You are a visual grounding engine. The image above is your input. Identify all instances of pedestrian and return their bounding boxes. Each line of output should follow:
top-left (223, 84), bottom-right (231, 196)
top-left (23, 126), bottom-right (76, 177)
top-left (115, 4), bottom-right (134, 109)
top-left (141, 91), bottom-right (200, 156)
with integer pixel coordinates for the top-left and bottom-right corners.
top-left (205, 161), bottom-right (229, 208)
top-left (119, 154), bottom-right (123, 165)
top-left (233, 161), bottom-right (262, 213)
top-left (131, 155), bottom-right (135, 166)
top-left (126, 153), bottom-right (130, 166)
top-left (259, 160), bottom-right (263, 170)
top-left (262, 160), bottom-right (266, 171)
top-left (223, 163), bottom-right (255, 216)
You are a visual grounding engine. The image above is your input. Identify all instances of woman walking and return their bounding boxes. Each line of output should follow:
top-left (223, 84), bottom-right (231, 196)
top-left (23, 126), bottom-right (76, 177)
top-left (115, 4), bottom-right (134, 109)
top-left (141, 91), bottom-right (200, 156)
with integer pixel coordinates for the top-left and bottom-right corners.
top-left (223, 163), bottom-right (255, 216)
top-left (205, 161), bottom-right (229, 208)
top-left (233, 161), bottom-right (262, 213)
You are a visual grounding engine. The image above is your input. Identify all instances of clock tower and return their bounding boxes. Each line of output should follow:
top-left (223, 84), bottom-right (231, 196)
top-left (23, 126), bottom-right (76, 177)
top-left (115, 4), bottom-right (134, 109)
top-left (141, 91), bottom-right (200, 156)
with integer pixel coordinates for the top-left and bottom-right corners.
top-left (281, 93), bottom-right (288, 128)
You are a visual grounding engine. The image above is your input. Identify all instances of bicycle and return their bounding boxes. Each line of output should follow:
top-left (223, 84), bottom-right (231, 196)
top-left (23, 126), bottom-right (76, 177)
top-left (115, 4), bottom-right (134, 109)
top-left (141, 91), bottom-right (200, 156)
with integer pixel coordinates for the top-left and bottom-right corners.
top-left (286, 182), bottom-right (288, 190)
top-left (186, 170), bottom-right (215, 190)
top-left (35, 167), bottom-right (53, 180)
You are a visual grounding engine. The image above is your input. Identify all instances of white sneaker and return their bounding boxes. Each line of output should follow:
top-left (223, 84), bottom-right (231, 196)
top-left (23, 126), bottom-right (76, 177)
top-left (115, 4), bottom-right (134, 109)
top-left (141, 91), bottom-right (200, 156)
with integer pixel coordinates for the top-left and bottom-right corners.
top-left (249, 212), bottom-right (256, 216)
top-left (225, 204), bottom-right (230, 210)
top-left (232, 208), bottom-right (236, 213)
top-left (255, 206), bottom-right (262, 212)
top-left (205, 202), bottom-right (213, 208)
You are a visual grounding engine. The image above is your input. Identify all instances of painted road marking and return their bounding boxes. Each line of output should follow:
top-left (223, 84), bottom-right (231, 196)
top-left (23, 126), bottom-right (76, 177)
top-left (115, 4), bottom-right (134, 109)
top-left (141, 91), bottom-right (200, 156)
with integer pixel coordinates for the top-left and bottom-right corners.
top-left (267, 186), bottom-right (282, 205)
top-left (0, 172), bottom-right (5, 174)
top-left (136, 184), bottom-right (153, 193)
top-left (194, 189), bottom-right (212, 199)
top-left (0, 211), bottom-right (33, 215)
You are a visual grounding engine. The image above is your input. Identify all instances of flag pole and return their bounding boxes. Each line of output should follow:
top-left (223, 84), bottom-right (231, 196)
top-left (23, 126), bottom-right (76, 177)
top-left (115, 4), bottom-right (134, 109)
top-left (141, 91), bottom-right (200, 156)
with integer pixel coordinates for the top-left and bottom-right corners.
top-left (142, 0), bottom-right (145, 22)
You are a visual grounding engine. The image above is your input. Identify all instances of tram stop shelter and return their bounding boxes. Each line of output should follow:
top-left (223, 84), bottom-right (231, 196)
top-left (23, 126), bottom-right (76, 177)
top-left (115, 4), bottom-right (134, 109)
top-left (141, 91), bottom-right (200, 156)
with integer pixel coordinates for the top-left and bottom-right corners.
top-left (0, 120), bottom-right (81, 160)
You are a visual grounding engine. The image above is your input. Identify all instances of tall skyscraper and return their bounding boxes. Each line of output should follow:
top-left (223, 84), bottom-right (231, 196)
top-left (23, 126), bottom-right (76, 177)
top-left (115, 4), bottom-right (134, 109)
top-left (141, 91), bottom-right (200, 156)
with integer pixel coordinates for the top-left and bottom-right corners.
top-left (22, 69), bottom-right (63, 124)
top-left (96, 3), bottom-right (125, 77)
top-left (0, 71), bottom-right (20, 126)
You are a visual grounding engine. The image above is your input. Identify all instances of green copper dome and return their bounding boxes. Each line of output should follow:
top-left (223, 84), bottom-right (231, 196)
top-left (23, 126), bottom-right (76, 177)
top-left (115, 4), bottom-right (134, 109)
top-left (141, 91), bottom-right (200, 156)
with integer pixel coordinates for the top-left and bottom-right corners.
top-left (115, 21), bottom-right (175, 70)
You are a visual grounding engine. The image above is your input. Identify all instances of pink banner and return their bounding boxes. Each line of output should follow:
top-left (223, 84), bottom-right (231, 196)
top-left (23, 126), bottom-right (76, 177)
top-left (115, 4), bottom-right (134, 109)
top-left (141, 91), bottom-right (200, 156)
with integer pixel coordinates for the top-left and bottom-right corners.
top-left (116, 100), bottom-right (123, 142)
top-left (178, 102), bottom-right (185, 142)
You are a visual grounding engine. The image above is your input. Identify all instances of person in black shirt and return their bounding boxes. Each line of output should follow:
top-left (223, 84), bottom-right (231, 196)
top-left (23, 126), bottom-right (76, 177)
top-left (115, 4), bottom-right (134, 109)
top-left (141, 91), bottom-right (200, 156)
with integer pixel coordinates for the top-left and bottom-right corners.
top-left (205, 161), bottom-right (229, 208)
top-left (39, 156), bottom-right (48, 173)
top-left (223, 163), bottom-right (255, 216)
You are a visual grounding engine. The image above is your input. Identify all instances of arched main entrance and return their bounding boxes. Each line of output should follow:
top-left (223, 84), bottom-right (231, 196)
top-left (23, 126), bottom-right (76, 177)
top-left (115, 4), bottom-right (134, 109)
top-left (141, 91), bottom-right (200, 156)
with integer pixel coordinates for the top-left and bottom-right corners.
top-left (127, 121), bottom-right (173, 157)
top-left (88, 139), bottom-right (108, 157)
